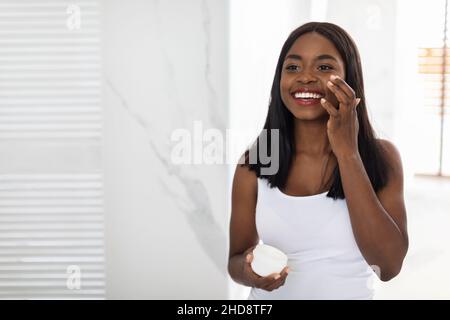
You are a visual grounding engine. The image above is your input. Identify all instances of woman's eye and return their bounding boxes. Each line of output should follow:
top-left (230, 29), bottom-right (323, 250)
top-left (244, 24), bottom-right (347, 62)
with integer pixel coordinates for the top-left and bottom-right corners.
top-left (285, 65), bottom-right (299, 72)
top-left (318, 65), bottom-right (333, 71)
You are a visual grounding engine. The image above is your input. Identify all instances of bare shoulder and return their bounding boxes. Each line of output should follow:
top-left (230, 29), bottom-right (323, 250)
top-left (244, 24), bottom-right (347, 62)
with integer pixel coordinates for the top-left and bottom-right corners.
top-left (376, 138), bottom-right (404, 197)
top-left (232, 155), bottom-right (258, 197)
top-left (233, 154), bottom-right (258, 192)
top-left (377, 138), bottom-right (403, 176)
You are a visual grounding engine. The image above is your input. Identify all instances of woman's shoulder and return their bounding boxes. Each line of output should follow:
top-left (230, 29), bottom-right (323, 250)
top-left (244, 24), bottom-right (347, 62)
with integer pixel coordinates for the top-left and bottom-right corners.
top-left (376, 139), bottom-right (402, 160)
top-left (232, 154), bottom-right (259, 198)
top-left (376, 138), bottom-right (403, 177)
top-left (377, 138), bottom-right (398, 151)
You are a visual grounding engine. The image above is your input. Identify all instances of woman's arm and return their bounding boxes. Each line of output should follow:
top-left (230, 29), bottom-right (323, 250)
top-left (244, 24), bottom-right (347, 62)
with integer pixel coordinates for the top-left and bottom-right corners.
top-left (337, 139), bottom-right (409, 281)
top-left (228, 161), bottom-right (289, 290)
top-left (321, 75), bottom-right (408, 281)
top-left (228, 162), bottom-right (259, 286)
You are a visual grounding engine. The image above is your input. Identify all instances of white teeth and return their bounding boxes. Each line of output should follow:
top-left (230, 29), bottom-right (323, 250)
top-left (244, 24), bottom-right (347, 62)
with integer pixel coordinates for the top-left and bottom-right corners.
top-left (293, 92), bottom-right (323, 99)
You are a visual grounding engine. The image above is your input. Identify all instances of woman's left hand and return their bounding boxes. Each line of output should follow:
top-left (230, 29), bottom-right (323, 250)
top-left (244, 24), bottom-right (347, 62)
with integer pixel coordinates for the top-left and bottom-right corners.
top-left (320, 75), bottom-right (361, 159)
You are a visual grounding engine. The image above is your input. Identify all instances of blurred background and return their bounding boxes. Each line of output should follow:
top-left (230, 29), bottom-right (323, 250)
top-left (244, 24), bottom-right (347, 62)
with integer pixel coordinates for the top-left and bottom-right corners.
top-left (0, 0), bottom-right (448, 299)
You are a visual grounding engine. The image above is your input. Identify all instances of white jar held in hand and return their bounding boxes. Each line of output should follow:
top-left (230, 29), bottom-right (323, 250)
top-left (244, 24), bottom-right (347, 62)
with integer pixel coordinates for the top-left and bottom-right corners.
top-left (251, 244), bottom-right (288, 277)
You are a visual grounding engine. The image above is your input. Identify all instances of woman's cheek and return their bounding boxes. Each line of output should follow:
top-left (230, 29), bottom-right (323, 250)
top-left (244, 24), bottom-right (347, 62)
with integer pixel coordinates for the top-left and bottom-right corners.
top-left (279, 88), bottom-right (290, 106)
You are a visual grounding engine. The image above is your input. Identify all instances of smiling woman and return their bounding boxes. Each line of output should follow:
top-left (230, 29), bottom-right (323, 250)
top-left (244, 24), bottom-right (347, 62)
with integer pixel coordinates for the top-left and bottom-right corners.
top-left (227, 22), bottom-right (409, 300)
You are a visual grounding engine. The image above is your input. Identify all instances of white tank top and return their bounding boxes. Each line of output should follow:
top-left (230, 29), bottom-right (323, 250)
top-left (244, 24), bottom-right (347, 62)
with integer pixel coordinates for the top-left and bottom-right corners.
top-left (248, 177), bottom-right (376, 300)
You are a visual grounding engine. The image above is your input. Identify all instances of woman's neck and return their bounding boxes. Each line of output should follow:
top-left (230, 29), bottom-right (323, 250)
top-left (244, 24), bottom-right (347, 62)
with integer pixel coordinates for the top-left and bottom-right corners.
top-left (293, 117), bottom-right (331, 157)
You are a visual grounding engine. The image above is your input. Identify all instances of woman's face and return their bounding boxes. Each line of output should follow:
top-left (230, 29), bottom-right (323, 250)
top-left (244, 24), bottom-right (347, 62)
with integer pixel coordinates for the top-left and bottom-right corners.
top-left (280, 32), bottom-right (346, 120)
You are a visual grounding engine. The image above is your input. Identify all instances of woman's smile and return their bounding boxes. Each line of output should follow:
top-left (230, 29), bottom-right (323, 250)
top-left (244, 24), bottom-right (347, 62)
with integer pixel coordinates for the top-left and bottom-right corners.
top-left (290, 87), bottom-right (325, 106)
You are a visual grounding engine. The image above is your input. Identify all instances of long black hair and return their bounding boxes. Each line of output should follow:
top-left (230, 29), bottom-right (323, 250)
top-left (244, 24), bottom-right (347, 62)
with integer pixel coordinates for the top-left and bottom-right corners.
top-left (242, 21), bottom-right (391, 200)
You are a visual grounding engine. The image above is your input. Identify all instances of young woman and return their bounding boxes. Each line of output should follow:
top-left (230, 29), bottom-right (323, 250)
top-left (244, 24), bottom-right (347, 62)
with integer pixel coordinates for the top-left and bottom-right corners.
top-left (228, 22), bottom-right (409, 299)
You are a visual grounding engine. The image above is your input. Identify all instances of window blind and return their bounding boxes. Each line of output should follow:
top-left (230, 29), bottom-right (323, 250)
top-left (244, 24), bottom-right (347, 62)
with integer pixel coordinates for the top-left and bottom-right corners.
top-left (417, 0), bottom-right (450, 176)
top-left (0, 0), bottom-right (104, 299)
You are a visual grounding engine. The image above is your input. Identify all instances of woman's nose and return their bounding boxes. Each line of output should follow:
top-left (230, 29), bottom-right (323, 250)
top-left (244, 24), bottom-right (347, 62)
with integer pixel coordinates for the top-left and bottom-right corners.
top-left (296, 72), bottom-right (317, 83)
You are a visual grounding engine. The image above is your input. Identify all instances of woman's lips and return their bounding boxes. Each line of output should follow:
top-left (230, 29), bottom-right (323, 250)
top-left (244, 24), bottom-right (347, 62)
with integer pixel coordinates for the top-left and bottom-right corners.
top-left (290, 89), bottom-right (325, 107)
top-left (292, 96), bottom-right (322, 106)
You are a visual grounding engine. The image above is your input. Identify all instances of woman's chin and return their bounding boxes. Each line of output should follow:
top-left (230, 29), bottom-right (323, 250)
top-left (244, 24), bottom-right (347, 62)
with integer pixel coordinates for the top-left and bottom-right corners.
top-left (288, 108), bottom-right (329, 121)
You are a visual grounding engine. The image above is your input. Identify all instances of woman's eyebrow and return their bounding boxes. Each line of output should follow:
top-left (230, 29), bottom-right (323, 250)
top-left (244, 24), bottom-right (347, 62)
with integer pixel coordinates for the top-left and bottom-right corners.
top-left (316, 54), bottom-right (338, 62)
top-left (284, 54), bottom-right (338, 62)
top-left (284, 54), bottom-right (301, 61)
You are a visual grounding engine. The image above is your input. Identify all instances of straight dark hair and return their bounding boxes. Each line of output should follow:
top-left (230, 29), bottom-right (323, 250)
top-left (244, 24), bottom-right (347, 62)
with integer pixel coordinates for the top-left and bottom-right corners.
top-left (242, 21), bottom-right (391, 200)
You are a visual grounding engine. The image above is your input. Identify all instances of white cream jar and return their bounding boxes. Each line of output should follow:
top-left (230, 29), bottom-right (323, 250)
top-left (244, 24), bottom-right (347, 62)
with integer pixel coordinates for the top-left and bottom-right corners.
top-left (251, 244), bottom-right (288, 277)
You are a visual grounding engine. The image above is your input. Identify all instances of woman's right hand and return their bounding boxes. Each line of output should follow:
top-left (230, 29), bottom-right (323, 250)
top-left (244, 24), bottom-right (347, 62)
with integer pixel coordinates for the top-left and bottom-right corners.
top-left (242, 246), bottom-right (290, 292)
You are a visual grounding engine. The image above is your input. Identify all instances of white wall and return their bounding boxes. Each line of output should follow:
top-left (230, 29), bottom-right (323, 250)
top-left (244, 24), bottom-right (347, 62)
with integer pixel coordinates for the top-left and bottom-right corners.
top-left (102, 0), bottom-right (229, 299)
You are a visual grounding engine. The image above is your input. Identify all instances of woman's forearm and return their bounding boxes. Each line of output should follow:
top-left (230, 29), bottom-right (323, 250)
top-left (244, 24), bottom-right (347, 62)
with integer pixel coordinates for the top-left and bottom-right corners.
top-left (337, 153), bottom-right (407, 280)
top-left (228, 254), bottom-right (252, 287)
